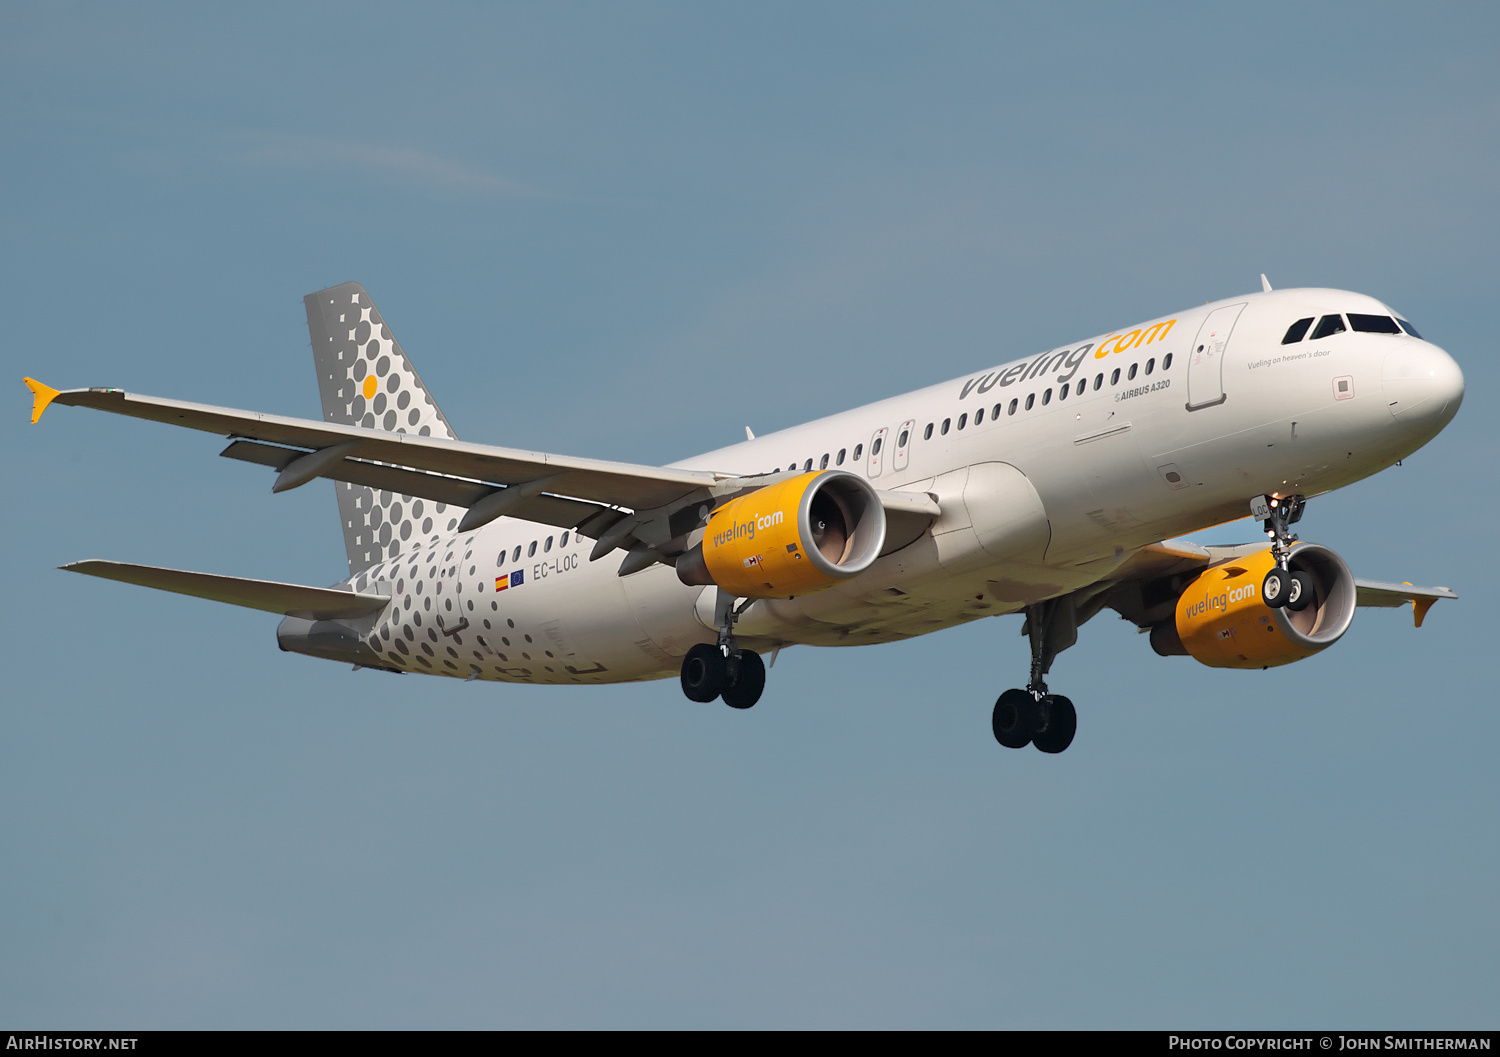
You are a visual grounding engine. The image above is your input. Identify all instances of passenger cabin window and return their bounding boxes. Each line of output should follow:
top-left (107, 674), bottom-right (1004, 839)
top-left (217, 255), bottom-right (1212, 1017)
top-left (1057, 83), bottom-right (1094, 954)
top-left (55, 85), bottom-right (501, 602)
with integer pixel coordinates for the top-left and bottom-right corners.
top-left (854, 444), bottom-right (863, 459)
top-left (957, 414), bottom-right (967, 430)
top-left (837, 448), bottom-right (846, 464)
top-left (1057, 383), bottom-right (1068, 401)
top-left (992, 403), bottom-right (1003, 419)
top-left (1310, 314), bottom-right (1347, 339)
top-left (1145, 358), bottom-right (1155, 375)
top-left (941, 419), bottom-right (950, 435)
top-left (528, 541), bottom-right (537, 557)
top-left (1008, 398), bottom-right (1018, 415)
top-left (819, 453), bottom-right (829, 469)
top-left (1349, 313), bottom-right (1402, 334)
top-left (898, 428), bottom-right (909, 446)
top-left (1282, 317), bottom-right (1314, 344)
top-left (1163, 353), bottom-right (1173, 370)
top-left (1397, 318), bottom-right (1423, 339)
top-left (973, 408), bottom-right (984, 425)
top-left (544, 536), bottom-right (553, 552)
top-left (803, 459), bottom-right (813, 472)
top-left (1076, 379), bottom-right (1086, 396)
top-left (560, 532), bottom-right (569, 546)
top-left (1094, 373), bottom-right (1103, 390)
top-left (1128, 363), bottom-right (1138, 380)
top-left (872, 437), bottom-right (883, 454)
top-left (1025, 393), bottom-right (1035, 411)
top-left (923, 423), bottom-right (933, 440)
top-left (1042, 388), bottom-right (1052, 405)
top-left (512, 545), bottom-right (522, 562)
top-left (1110, 368), bottom-right (1121, 385)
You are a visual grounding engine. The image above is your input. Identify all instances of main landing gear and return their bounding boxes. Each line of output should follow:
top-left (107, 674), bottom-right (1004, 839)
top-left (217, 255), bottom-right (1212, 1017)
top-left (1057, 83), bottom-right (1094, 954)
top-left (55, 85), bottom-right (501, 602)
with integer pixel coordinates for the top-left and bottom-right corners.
top-left (680, 590), bottom-right (766, 709)
top-left (1255, 494), bottom-right (1313, 612)
top-left (992, 598), bottom-right (1078, 754)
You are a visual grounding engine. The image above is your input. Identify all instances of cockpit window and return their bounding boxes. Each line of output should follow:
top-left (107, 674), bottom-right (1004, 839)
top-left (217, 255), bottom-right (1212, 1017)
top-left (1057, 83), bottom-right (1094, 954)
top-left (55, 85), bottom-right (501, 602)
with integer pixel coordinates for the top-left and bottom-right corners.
top-left (1397, 318), bottom-right (1423, 339)
top-left (1349, 313), bottom-right (1401, 334)
top-left (1310, 314), bottom-right (1347, 340)
top-left (1282, 317), bottom-right (1314, 344)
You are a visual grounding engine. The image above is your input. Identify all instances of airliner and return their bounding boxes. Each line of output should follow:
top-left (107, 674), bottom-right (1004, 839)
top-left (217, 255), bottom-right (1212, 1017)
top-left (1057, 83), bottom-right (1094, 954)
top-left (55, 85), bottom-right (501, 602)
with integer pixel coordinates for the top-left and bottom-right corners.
top-left (24, 278), bottom-right (1463, 754)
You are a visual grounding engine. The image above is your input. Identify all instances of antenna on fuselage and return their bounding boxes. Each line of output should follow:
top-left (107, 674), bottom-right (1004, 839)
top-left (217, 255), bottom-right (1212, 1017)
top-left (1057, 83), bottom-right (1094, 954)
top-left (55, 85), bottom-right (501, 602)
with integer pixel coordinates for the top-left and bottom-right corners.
top-left (1261, 274), bottom-right (1273, 292)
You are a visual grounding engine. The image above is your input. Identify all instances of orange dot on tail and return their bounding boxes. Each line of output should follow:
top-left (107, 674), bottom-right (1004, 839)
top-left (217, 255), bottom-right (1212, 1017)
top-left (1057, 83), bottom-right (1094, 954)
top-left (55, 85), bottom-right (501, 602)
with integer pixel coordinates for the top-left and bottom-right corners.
top-left (362, 375), bottom-right (378, 400)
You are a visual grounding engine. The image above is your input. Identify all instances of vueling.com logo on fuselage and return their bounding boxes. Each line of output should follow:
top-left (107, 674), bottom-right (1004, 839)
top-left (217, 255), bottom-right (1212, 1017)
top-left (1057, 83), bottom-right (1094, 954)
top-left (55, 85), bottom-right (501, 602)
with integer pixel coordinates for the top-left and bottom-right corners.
top-left (712, 510), bottom-right (784, 548)
top-left (957, 318), bottom-right (1177, 398)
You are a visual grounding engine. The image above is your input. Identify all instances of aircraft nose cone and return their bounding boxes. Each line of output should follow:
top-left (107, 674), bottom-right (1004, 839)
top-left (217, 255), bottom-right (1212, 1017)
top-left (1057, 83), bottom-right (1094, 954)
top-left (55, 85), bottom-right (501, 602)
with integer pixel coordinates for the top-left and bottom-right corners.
top-left (1383, 343), bottom-right (1464, 435)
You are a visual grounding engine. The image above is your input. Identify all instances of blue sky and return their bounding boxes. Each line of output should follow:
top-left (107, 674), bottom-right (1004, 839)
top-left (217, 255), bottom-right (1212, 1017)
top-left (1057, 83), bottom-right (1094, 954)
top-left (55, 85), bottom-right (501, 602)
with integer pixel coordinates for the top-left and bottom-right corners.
top-left (3, 2), bottom-right (1496, 1028)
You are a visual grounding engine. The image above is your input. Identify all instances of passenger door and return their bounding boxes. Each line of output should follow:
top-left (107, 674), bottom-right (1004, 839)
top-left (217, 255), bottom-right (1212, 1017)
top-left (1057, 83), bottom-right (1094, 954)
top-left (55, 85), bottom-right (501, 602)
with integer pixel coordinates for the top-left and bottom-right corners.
top-left (1186, 303), bottom-right (1245, 410)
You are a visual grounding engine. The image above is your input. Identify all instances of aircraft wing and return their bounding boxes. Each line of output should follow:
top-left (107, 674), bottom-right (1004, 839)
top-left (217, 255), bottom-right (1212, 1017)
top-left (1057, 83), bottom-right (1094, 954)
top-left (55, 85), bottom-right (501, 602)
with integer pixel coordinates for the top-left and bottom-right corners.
top-left (1099, 542), bottom-right (1457, 629)
top-left (1352, 579), bottom-right (1458, 627)
top-left (29, 382), bottom-right (729, 533)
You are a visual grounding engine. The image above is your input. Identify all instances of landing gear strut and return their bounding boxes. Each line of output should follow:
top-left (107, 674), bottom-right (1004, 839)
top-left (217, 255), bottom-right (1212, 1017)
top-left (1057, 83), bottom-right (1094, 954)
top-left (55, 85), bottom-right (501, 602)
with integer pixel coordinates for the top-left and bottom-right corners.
top-left (1255, 494), bottom-right (1313, 612)
top-left (992, 598), bottom-right (1078, 754)
top-left (680, 589), bottom-right (766, 709)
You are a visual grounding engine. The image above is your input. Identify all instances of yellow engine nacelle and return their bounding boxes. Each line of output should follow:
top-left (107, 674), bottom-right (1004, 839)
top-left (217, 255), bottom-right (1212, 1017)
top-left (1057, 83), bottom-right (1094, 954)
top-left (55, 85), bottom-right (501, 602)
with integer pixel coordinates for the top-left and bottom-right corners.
top-left (676, 471), bottom-right (886, 599)
top-left (1151, 542), bottom-right (1357, 669)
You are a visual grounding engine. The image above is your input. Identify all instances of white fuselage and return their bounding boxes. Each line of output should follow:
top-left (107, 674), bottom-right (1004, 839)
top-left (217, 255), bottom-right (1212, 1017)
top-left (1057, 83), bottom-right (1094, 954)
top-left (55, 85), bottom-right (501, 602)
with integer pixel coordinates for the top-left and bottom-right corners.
top-left (328, 288), bottom-right (1463, 685)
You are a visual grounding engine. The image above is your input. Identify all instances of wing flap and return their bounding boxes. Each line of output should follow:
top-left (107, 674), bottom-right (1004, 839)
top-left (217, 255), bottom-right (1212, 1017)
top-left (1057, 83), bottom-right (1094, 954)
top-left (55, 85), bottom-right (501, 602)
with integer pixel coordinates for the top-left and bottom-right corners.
top-left (62, 560), bottom-right (390, 620)
top-left (218, 439), bottom-right (613, 531)
top-left (219, 438), bottom-right (491, 507)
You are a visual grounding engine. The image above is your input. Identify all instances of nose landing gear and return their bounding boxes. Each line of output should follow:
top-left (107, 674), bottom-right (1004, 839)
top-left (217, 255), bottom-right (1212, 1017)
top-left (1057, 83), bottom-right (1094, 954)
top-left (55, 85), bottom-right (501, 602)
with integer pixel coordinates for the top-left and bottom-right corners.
top-left (679, 589), bottom-right (766, 709)
top-left (1254, 494), bottom-right (1313, 612)
top-left (992, 598), bottom-right (1079, 754)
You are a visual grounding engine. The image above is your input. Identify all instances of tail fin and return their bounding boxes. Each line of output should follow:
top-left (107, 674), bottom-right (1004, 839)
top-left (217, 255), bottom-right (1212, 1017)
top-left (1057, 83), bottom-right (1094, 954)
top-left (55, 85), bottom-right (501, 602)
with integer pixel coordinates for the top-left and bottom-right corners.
top-left (304, 282), bottom-right (462, 577)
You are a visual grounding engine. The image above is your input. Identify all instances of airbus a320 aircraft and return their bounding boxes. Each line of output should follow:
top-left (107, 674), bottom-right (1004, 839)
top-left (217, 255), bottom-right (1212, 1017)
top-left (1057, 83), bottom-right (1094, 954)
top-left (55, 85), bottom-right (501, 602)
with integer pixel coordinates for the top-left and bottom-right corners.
top-left (25, 279), bottom-right (1463, 754)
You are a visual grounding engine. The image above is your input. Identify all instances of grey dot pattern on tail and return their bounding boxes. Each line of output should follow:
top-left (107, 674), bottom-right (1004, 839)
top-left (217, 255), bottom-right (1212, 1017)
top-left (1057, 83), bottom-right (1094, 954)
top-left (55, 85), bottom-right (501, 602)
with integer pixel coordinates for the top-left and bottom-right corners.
top-left (304, 282), bottom-right (464, 577)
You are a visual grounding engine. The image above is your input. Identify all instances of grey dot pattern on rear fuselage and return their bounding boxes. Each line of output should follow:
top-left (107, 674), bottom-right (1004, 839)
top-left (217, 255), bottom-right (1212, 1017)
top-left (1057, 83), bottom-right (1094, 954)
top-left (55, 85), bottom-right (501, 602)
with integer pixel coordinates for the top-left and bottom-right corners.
top-left (310, 291), bottom-right (607, 686)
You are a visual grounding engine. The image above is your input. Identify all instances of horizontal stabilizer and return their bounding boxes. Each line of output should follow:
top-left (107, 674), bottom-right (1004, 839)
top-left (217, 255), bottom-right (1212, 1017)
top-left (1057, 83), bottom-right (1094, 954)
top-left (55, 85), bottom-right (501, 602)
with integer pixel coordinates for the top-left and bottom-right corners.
top-left (62, 560), bottom-right (390, 620)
